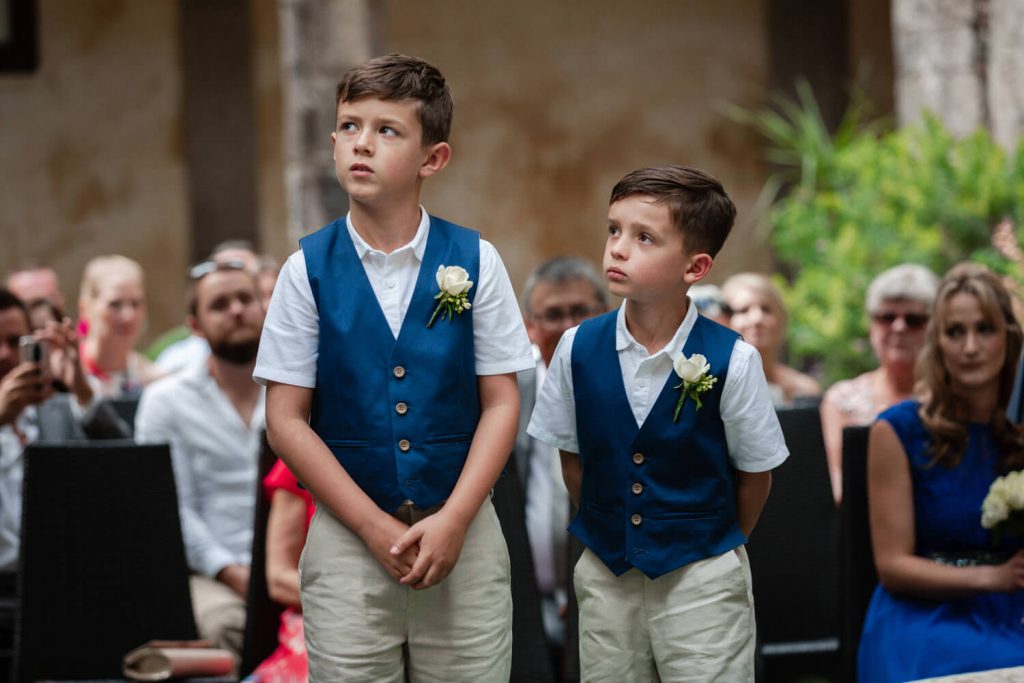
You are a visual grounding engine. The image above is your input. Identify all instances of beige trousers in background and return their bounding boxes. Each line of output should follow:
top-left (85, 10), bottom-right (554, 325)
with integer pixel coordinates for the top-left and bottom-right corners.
top-left (575, 546), bottom-right (756, 682)
top-left (188, 574), bottom-right (246, 664)
top-left (300, 498), bottom-right (513, 683)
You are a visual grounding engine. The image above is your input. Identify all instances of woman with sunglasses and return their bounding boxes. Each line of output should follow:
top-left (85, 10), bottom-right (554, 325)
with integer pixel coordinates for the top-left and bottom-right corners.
top-left (857, 262), bottom-right (1024, 682)
top-left (820, 264), bottom-right (939, 504)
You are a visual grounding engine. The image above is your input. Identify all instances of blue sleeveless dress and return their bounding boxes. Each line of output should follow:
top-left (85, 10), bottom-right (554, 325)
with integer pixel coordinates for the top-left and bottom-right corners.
top-left (857, 400), bottom-right (1024, 682)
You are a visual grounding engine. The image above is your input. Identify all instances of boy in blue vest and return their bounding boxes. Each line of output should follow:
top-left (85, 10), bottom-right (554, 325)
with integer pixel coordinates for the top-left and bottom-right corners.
top-left (254, 54), bottom-right (534, 682)
top-left (528, 165), bottom-right (789, 680)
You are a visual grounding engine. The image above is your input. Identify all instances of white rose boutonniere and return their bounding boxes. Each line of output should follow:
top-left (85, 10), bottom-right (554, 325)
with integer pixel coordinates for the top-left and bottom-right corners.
top-left (672, 352), bottom-right (717, 422)
top-left (427, 265), bottom-right (474, 328)
top-left (981, 469), bottom-right (1024, 545)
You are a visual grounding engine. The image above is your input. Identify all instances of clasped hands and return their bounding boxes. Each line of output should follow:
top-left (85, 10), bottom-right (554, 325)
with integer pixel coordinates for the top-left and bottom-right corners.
top-left (365, 508), bottom-right (468, 590)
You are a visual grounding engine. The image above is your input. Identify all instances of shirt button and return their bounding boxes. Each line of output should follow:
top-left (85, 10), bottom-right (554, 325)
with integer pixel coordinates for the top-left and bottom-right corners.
top-left (632, 452), bottom-right (644, 465)
top-left (631, 513), bottom-right (642, 526)
top-left (632, 482), bottom-right (643, 495)
top-left (395, 402), bottom-right (408, 415)
top-left (384, 279), bottom-right (395, 289)
top-left (398, 439), bottom-right (411, 452)
top-left (393, 366), bottom-right (406, 379)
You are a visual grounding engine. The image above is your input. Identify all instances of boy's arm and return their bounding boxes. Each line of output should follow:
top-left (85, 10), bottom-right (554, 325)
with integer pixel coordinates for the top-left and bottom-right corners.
top-left (265, 381), bottom-right (418, 581)
top-left (391, 371), bottom-right (519, 589)
top-left (735, 470), bottom-right (772, 537)
top-left (559, 450), bottom-right (581, 507)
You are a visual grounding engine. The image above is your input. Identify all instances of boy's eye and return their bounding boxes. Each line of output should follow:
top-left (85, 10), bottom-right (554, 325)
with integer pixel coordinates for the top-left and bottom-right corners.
top-left (339, 121), bottom-right (357, 132)
top-left (638, 233), bottom-right (653, 244)
top-left (380, 126), bottom-right (398, 136)
top-left (608, 225), bottom-right (620, 236)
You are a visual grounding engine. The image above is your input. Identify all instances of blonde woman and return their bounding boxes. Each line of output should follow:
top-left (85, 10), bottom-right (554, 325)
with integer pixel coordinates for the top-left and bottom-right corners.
top-left (858, 263), bottom-right (1024, 682)
top-left (722, 272), bottom-right (820, 406)
top-left (78, 255), bottom-right (162, 398)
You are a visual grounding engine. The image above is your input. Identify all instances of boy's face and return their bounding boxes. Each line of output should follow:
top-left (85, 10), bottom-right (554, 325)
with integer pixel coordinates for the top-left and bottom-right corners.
top-left (331, 96), bottom-right (448, 208)
top-left (604, 195), bottom-right (698, 303)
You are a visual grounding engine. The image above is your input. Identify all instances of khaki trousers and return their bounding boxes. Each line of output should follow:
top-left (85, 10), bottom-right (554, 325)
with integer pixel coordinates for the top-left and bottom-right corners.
top-left (575, 546), bottom-right (755, 682)
top-left (300, 498), bottom-right (512, 683)
top-left (189, 574), bottom-right (246, 663)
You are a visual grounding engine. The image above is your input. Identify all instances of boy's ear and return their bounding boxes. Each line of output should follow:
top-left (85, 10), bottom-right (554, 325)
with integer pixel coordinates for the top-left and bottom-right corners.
top-left (419, 142), bottom-right (452, 178)
top-left (683, 253), bottom-right (714, 284)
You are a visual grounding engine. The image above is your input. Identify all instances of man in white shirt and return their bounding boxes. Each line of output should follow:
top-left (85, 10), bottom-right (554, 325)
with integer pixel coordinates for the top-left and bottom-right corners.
top-left (135, 261), bottom-right (266, 661)
top-left (514, 256), bottom-right (608, 672)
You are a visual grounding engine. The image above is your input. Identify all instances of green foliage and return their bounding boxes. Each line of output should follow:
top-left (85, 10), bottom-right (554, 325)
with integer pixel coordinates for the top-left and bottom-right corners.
top-left (737, 83), bottom-right (1024, 384)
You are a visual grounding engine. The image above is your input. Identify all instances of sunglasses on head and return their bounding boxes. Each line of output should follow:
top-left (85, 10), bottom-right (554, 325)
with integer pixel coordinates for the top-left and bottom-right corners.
top-left (872, 312), bottom-right (929, 330)
top-left (188, 259), bottom-right (249, 281)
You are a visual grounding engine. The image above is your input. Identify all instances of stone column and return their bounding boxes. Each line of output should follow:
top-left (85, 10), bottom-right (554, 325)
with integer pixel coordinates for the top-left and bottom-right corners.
top-left (278, 0), bottom-right (378, 243)
top-left (892, 0), bottom-right (985, 138)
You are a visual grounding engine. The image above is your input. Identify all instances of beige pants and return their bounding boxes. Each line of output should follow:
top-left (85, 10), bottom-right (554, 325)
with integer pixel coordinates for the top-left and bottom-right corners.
top-left (189, 574), bottom-right (246, 662)
top-left (300, 498), bottom-right (513, 683)
top-left (575, 546), bottom-right (755, 682)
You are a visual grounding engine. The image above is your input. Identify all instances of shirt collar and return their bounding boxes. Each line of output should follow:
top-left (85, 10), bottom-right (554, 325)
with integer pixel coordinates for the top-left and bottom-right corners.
top-left (614, 296), bottom-right (699, 359)
top-left (345, 207), bottom-right (430, 261)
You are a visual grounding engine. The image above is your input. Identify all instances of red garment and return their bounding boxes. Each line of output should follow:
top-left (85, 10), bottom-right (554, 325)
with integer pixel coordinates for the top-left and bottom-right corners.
top-left (245, 459), bottom-right (314, 683)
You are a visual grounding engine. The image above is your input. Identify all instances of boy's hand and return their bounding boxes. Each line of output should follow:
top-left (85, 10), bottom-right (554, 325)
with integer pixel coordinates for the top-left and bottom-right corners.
top-left (391, 509), bottom-right (469, 590)
top-left (362, 512), bottom-right (419, 582)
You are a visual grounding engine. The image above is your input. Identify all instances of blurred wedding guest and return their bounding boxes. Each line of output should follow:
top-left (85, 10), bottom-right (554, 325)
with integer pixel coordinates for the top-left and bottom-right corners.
top-left (0, 289), bottom-right (130, 651)
top-left (135, 260), bottom-right (265, 665)
top-left (78, 255), bottom-right (161, 398)
top-left (154, 240), bottom-right (262, 375)
top-left (517, 255), bottom-right (607, 671)
top-left (820, 264), bottom-right (939, 503)
top-left (256, 255), bottom-right (280, 311)
top-left (27, 299), bottom-right (62, 334)
top-left (6, 265), bottom-right (65, 312)
top-left (688, 283), bottom-right (730, 325)
top-left (243, 459), bottom-right (314, 683)
top-left (858, 262), bottom-right (1024, 682)
top-left (722, 272), bottom-right (820, 406)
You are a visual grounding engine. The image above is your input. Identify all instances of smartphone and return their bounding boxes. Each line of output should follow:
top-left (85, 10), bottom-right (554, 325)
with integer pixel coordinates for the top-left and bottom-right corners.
top-left (18, 336), bottom-right (47, 364)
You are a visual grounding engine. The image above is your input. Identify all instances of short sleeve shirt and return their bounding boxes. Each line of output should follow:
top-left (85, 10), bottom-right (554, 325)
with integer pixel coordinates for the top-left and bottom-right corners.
top-left (527, 300), bottom-right (788, 473)
top-left (254, 208), bottom-right (534, 386)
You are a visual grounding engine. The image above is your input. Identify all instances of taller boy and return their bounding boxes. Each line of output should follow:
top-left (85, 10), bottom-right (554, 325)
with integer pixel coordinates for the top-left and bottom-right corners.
top-left (255, 55), bottom-right (533, 682)
top-left (529, 166), bottom-right (788, 680)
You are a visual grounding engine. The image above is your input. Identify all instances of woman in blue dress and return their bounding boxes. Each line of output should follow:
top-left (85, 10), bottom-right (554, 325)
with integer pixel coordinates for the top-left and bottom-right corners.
top-left (858, 262), bottom-right (1024, 682)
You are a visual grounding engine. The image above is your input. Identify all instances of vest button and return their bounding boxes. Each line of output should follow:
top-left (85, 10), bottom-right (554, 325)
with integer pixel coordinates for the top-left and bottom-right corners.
top-left (395, 402), bottom-right (408, 415)
top-left (630, 513), bottom-right (642, 526)
top-left (398, 439), bottom-right (411, 452)
top-left (393, 366), bottom-right (406, 379)
top-left (632, 452), bottom-right (644, 465)
top-left (631, 482), bottom-right (643, 495)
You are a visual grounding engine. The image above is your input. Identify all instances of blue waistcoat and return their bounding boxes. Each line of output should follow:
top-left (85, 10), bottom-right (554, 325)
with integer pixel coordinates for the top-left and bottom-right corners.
top-left (570, 311), bottom-right (745, 578)
top-left (301, 215), bottom-right (481, 512)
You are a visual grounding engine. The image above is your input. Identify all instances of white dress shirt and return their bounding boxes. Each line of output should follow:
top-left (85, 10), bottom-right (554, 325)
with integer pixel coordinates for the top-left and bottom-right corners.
top-left (0, 408), bottom-right (40, 573)
top-left (254, 208), bottom-right (534, 387)
top-left (528, 300), bottom-right (788, 473)
top-left (135, 362), bottom-right (264, 578)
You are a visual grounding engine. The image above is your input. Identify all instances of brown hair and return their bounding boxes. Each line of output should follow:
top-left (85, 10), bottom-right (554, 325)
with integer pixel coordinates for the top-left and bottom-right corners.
top-left (335, 54), bottom-right (453, 146)
top-left (916, 262), bottom-right (1024, 470)
top-left (609, 165), bottom-right (737, 256)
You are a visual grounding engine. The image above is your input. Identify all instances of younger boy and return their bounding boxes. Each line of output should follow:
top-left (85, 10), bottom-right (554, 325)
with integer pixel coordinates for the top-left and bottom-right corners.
top-left (254, 54), bottom-right (533, 682)
top-left (528, 165), bottom-right (788, 680)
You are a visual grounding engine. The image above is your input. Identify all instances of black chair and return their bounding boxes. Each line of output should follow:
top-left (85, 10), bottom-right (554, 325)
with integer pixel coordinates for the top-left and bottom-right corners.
top-left (492, 467), bottom-right (557, 683)
top-left (14, 442), bottom-right (199, 682)
top-left (838, 425), bottom-right (876, 683)
top-left (238, 433), bottom-right (287, 678)
top-left (107, 398), bottom-right (140, 436)
top-left (746, 403), bottom-right (840, 683)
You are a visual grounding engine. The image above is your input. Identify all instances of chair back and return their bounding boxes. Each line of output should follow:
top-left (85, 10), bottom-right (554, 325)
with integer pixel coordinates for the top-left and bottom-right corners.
top-left (238, 433), bottom-right (287, 678)
top-left (746, 403), bottom-right (840, 678)
top-left (839, 425), bottom-right (876, 683)
top-left (15, 441), bottom-right (198, 682)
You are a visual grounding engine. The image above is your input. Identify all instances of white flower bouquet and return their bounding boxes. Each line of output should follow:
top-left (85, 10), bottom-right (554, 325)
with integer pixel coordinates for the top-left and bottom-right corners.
top-left (980, 469), bottom-right (1024, 545)
top-left (427, 265), bottom-right (473, 328)
top-left (671, 352), bottom-right (717, 423)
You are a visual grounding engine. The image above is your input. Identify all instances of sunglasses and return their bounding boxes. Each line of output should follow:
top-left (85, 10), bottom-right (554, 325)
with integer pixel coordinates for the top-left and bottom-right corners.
top-left (872, 312), bottom-right (929, 330)
top-left (188, 259), bottom-right (249, 281)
